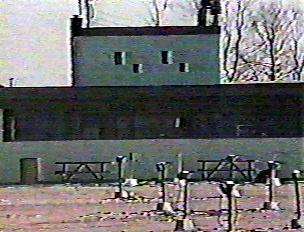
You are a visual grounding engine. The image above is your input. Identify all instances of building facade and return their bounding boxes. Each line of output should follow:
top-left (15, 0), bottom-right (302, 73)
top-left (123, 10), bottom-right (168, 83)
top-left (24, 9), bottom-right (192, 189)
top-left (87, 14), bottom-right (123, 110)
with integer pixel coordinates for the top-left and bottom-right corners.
top-left (71, 17), bottom-right (220, 86)
top-left (0, 84), bottom-right (303, 183)
top-left (1, 85), bottom-right (303, 142)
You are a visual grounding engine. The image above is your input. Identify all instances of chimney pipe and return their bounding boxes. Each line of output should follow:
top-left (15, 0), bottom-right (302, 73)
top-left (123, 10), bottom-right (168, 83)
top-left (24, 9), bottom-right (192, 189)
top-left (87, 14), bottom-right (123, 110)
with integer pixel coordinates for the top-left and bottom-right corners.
top-left (9, 78), bottom-right (14, 87)
top-left (78, 0), bottom-right (83, 16)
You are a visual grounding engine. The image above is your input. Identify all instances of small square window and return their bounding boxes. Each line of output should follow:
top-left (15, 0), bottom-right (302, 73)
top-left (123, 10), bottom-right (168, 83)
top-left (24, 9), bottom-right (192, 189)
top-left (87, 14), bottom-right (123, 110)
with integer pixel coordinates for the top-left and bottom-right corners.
top-left (179, 63), bottom-right (189, 72)
top-left (133, 64), bottom-right (143, 73)
top-left (161, 51), bottom-right (173, 64)
top-left (114, 52), bottom-right (126, 65)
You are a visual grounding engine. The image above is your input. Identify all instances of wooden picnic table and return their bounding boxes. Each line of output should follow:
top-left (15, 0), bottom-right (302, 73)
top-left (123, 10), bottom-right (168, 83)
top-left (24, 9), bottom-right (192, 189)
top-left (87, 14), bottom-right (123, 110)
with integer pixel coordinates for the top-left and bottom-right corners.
top-left (55, 161), bottom-right (111, 182)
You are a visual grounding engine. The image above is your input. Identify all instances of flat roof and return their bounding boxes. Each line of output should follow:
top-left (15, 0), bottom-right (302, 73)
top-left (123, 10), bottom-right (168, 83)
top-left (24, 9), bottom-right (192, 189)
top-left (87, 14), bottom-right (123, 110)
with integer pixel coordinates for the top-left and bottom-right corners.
top-left (0, 84), bottom-right (303, 103)
top-left (75, 26), bottom-right (220, 37)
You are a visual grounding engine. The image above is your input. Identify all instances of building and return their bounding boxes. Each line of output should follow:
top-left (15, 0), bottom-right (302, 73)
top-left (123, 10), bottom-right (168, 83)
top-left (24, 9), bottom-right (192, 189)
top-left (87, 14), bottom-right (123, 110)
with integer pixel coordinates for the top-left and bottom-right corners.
top-left (0, 3), bottom-right (303, 183)
top-left (71, 16), bottom-right (220, 86)
top-left (0, 84), bottom-right (303, 183)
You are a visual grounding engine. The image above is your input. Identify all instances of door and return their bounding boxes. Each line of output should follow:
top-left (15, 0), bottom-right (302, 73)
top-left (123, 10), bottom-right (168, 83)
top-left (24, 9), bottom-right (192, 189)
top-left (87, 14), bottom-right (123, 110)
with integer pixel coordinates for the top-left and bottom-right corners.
top-left (20, 158), bottom-right (41, 184)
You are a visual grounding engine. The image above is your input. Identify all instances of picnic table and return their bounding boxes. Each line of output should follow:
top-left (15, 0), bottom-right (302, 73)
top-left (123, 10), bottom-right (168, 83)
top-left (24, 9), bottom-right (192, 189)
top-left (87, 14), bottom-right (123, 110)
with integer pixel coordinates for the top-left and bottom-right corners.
top-left (197, 155), bottom-right (257, 182)
top-left (55, 161), bottom-right (111, 182)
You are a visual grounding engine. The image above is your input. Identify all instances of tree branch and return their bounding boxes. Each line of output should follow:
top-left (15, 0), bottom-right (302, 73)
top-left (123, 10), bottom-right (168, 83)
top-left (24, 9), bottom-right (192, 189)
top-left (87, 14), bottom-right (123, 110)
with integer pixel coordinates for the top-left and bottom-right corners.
top-left (229, 0), bottom-right (247, 82)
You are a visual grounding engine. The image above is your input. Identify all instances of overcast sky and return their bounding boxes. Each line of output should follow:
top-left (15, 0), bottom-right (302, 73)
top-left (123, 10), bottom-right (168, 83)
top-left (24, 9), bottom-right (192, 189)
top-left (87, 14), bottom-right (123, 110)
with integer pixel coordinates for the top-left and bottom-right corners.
top-left (0, 0), bottom-right (303, 87)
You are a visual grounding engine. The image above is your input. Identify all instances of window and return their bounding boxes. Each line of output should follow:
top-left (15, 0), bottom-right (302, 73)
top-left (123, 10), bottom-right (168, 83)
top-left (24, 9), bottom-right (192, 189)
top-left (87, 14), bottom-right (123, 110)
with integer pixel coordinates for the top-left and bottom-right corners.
top-left (179, 63), bottom-right (189, 72)
top-left (161, 51), bottom-right (173, 64)
top-left (133, 64), bottom-right (143, 73)
top-left (114, 52), bottom-right (126, 65)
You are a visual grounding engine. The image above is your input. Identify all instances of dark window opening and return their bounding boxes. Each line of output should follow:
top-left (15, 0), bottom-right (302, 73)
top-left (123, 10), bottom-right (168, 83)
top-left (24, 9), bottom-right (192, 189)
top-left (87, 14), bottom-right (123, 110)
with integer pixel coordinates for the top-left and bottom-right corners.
top-left (179, 63), bottom-right (189, 72)
top-left (161, 51), bottom-right (173, 64)
top-left (114, 52), bottom-right (126, 65)
top-left (133, 64), bottom-right (143, 73)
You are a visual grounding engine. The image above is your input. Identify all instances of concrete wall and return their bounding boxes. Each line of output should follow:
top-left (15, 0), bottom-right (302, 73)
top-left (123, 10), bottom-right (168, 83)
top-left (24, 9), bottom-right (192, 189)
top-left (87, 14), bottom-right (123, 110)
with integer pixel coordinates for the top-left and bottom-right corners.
top-left (73, 34), bottom-right (219, 86)
top-left (0, 138), bottom-right (303, 183)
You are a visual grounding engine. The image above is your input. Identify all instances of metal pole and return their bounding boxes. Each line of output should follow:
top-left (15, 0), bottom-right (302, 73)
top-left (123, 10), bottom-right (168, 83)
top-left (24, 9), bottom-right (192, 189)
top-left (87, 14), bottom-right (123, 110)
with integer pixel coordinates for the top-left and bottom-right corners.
top-left (219, 181), bottom-right (236, 231)
top-left (226, 181), bottom-right (234, 232)
top-left (174, 171), bottom-right (196, 232)
top-left (229, 160), bottom-right (234, 180)
top-left (177, 153), bottom-right (183, 174)
top-left (202, 161), bottom-right (207, 180)
top-left (268, 161), bottom-right (275, 204)
top-left (177, 171), bottom-right (192, 219)
top-left (293, 170), bottom-right (301, 220)
top-left (228, 155), bottom-right (236, 180)
top-left (291, 170), bottom-right (303, 229)
top-left (161, 169), bottom-right (166, 203)
top-left (129, 153), bottom-right (134, 179)
top-left (183, 178), bottom-right (188, 219)
top-left (116, 156), bottom-right (126, 197)
top-left (118, 160), bottom-right (122, 195)
top-left (156, 162), bottom-right (169, 203)
top-left (262, 161), bottom-right (281, 211)
top-left (248, 161), bottom-right (253, 182)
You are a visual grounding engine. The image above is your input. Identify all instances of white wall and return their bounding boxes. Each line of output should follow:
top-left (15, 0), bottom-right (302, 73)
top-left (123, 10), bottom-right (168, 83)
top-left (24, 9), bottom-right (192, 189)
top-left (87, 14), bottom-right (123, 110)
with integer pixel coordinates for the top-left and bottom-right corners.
top-left (0, 138), bottom-right (303, 183)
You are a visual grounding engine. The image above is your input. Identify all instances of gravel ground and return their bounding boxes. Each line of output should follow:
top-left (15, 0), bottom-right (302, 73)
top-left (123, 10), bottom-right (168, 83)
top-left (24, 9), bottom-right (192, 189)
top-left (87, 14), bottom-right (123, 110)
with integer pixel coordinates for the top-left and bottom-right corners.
top-left (0, 182), bottom-right (303, 231)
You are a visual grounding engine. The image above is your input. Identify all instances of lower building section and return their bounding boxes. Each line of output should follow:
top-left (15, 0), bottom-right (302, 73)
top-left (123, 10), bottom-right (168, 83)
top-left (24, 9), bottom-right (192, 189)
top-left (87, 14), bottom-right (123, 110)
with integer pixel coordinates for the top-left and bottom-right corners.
top-left (0, 138), bottom-right (303, 183)
top-left (1, 85), bottom-right (303, 142)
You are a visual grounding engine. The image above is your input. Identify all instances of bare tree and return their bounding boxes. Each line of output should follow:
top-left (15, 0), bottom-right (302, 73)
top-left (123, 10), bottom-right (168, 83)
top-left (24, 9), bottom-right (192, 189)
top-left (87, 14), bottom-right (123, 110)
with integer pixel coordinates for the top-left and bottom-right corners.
top-left (249, 2), bottom-right (300, 81)
top-left (221, 0), bottom-right (247, 82)
top-left (222, 0), bottom-right (304, 83)
top-left (292, 37), bottom-right (304, 81)
top-left (145, 0), bottom-right (169, 26)
top-left (193, 0), bottom-right (208, 26)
